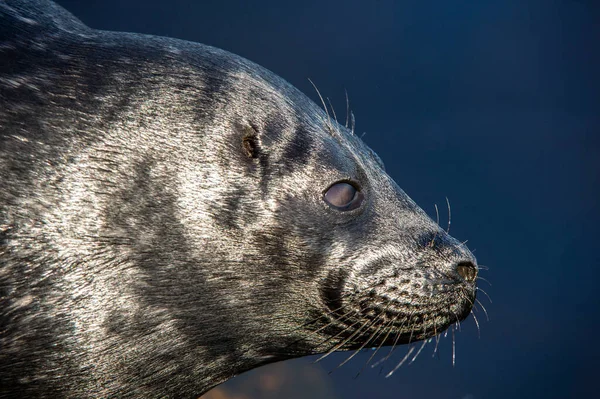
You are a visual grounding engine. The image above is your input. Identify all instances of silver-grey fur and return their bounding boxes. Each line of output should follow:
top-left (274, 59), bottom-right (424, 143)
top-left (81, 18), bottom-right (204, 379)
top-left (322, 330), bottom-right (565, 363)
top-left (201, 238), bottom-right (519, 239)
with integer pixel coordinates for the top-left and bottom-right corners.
top-left (0, 0), bottom-right (478, 397)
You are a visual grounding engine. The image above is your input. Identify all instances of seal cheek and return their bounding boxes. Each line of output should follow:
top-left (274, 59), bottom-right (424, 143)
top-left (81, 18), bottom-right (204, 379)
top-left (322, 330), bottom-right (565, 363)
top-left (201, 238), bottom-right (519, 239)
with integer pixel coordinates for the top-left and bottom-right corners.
top-left (321, 269), bottom-right (350, 315)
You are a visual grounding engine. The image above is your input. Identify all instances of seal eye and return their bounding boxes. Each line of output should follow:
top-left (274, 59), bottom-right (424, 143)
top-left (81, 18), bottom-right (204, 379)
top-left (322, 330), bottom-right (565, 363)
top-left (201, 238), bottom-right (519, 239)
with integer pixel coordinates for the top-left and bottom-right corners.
top-left (323, 182), bottom-right (364, 211)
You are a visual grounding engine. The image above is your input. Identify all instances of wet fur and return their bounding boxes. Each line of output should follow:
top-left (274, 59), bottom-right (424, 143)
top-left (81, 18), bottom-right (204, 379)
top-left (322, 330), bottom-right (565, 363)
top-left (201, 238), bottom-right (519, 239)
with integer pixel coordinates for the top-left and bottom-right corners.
top-left (0, 0), bottom-right (478, 397)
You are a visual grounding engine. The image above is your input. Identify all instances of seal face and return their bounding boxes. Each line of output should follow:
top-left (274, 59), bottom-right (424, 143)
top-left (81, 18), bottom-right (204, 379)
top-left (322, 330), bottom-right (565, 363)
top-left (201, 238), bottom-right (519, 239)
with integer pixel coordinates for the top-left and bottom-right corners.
top-left (0, 0), bottom-right (479, 397)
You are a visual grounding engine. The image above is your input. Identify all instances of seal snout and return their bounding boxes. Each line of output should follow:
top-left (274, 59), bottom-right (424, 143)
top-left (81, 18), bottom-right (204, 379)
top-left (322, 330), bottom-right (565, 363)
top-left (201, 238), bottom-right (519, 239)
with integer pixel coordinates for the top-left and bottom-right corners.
top-left (456, 261), bottom-right (478, 283)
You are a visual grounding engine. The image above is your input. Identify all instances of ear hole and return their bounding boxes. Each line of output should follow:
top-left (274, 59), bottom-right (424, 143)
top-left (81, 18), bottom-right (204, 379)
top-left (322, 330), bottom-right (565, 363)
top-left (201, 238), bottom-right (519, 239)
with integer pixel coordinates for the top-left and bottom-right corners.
top-left (242, 126), bottom-right (259, 159)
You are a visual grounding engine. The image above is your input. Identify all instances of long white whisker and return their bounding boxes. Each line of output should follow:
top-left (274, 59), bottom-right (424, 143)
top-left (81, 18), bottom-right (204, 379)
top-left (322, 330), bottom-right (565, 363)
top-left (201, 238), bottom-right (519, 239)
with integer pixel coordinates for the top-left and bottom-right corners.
top-left (385, 346), bottom-right (416, 378)
top-left (452, 326), bottom-right (456, 367)
top-left (475, 298), bottom-right (490, 322)
top-left (430, 204), bottom-right (440, 247)
top-left (409, 338), bottom-right (428, 364)
top-left (445, 196), bottom-right (452, 234)
top-left (371, 312), bottom-right (413, 368)
top-left (476, 276), bottom-right (492, 286)
top-left (471, 309), bottom-right (481, 338)
top-left (432, 319), bottom-right (441, 358)
top-left (344, 89), bottom-right (350, 128)
top-left (308, 78), bottom-right (331, 128)
top-left (476, 287), bottom-right (493, 303)
top-left (326, 97), bottom-right (338, 125)
top-left (357, 316), bottom-right (398, 377)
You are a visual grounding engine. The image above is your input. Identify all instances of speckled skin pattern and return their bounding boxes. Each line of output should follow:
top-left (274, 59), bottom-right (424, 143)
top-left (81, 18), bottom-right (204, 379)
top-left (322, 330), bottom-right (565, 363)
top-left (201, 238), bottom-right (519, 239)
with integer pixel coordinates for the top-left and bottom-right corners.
top-left (0, 0), bottom-right (478, 397)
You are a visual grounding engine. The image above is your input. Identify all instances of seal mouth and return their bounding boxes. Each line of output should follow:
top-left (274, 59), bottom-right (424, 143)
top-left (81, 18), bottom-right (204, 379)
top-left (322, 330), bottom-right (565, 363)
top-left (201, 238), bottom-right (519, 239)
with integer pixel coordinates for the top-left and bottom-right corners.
top-left (318, 272), bottom-right (476, 350)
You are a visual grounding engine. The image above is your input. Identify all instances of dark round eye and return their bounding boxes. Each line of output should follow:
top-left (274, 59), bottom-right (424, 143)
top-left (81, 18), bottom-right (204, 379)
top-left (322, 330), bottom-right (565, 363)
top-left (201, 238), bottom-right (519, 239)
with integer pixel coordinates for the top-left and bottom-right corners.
top-left (323, 182), bottom-right (364, 211)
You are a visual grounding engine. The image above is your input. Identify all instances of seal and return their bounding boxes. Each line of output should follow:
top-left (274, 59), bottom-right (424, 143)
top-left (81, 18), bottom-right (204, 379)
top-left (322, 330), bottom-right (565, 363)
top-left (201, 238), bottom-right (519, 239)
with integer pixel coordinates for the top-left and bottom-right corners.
top-left (0, 0), bottom-right (479, 397)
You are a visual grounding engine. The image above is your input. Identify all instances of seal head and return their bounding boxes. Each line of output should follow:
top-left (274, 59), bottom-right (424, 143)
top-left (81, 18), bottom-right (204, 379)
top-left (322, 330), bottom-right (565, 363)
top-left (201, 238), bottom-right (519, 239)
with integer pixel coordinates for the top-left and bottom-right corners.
top-left (0, 0), bottom-right (478, 397)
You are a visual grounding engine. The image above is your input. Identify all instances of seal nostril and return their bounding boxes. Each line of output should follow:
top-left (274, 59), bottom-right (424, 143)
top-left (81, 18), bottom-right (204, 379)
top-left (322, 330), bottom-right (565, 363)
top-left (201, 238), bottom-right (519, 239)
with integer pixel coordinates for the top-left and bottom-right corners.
top-left (456, 261), bottom-right (477, 283)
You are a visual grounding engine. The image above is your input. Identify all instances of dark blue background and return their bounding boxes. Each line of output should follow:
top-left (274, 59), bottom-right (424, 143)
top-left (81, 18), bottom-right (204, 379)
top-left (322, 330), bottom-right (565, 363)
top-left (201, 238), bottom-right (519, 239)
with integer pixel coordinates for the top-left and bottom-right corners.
top-left (55, 0), bottom-right (599, 398)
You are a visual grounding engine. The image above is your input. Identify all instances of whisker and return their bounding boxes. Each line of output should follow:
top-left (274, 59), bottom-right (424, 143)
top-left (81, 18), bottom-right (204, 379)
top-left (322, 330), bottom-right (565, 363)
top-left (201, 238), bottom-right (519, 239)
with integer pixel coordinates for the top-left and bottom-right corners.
top-left (371, 312), bottom-right (413, 368)
top-left (306, 281), bottom-right (388, 356)
top-left (331, 303), bottom-right (395, 372)
top-left (280, 290), bottom-right (379, 354)
top-left (308, 78), bottom-right (331, 128)
top-left (409, 338), bottom-right (429, 365)
top-left (310, 318), bottom-right (363, 361)
top-left (445, 197), bottom-right (452, 234)
top-left (380, 318), bottom-right (418, 374)
top-left (408, 320), bottom-right (417, 345)
top-left (282, 279), bottom-right (392, 354)
top-left (476, 264), bottom-right (489, 271)
top-left (312, 306), bottom-right (361, 334)
top-left (432, 319), bottom-right (441, 358)
top-left (451, 310), bottom-right (462, 332)
top-left (385, 346), bottom-right (416, 378)
top-left (333, 330), bottom-right (378, 373)
top-left (356, 315), bottom-right (399, 377)
top-left (350, 111), bottom-right (356, 135)
top-left (326, 97), bottom-right (338, 126)
top-left (430, 204), bottom-right (440, 248)
top-left (287, 290), bottom-right (364, 334)
top-left (476, 287), bottom-right (493, 304)
top-left (295, 278), bottom-right (384, 316)
top-left (475, 298), bottom-right (490, 322)
top-left (462, 291), bottom-right (475, 307)
top-left (452, 326), bottom-right (456, 367)
top-left (315, 317), bottom-right (373, 364)
top-left (279, 307), bottom-right (358, 355)
top-left (307, 303), bottom-right (370, 350)
top-left (344, 89), bottom-right (350, 128)
top-left (408, 318), bottom-right (428, 365)
top-left (476, 276), bottom-right (492, 286)
top-left (471, 310), bottom-right (481, 339)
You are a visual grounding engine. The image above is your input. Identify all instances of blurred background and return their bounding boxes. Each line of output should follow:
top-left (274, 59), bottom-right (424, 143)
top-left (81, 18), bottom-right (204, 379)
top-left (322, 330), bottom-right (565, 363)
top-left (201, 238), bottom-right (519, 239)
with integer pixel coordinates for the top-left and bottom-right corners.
top-left (55, 0), bottom-right (599, 397)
